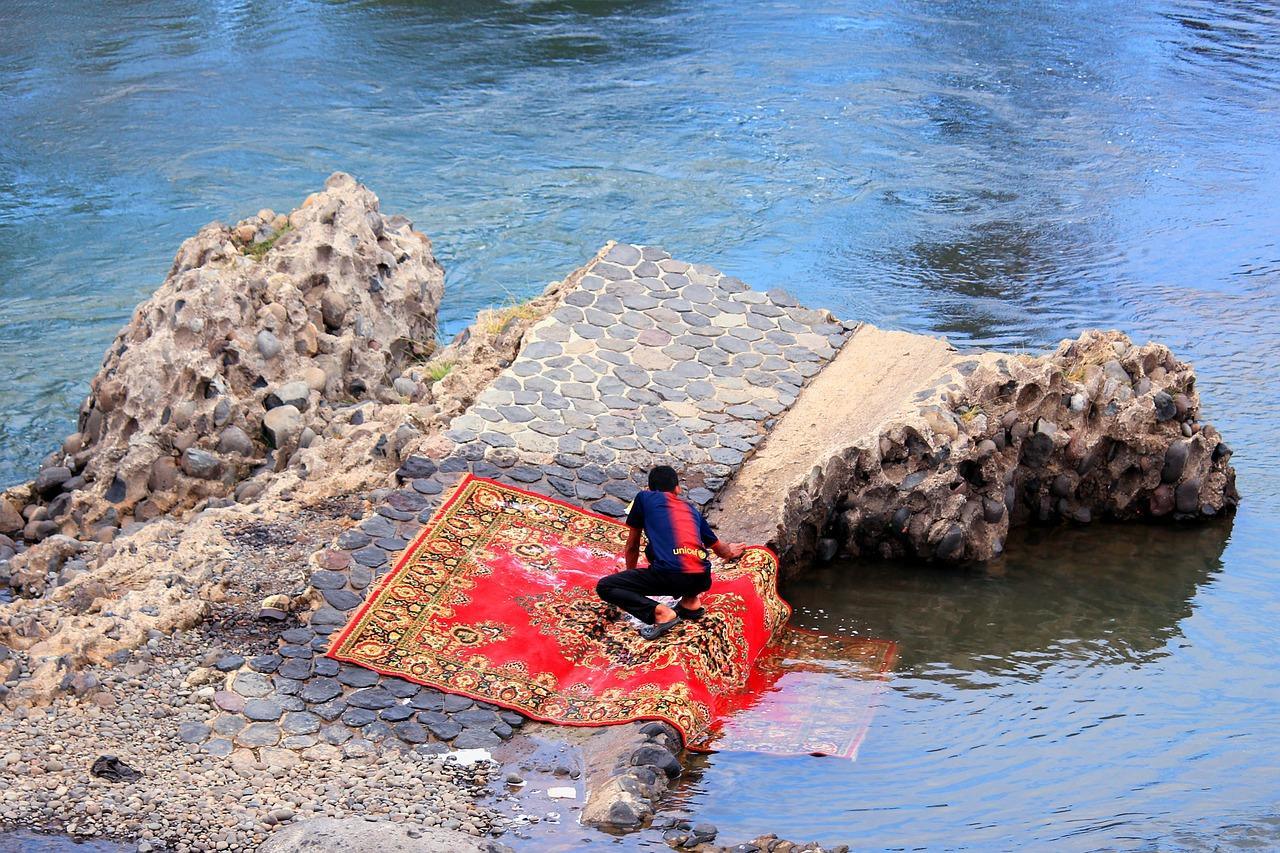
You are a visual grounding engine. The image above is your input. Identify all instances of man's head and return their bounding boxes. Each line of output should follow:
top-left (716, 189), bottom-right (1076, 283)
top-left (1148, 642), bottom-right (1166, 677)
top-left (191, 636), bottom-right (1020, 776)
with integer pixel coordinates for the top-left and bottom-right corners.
top-left (647, 465), bottom-right (679, 493)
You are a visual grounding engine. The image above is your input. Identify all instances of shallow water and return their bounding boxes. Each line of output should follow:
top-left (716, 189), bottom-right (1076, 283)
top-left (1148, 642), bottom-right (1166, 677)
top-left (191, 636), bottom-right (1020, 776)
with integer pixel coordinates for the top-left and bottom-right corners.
top-left (2, 0), bottom-right (1279, 849)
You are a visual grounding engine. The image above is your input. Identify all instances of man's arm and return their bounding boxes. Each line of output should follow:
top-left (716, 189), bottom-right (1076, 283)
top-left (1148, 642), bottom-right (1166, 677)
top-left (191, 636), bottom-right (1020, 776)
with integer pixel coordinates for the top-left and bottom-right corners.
top-left (624, 526), bottom-right (643, 570)
top-left (712, 540), bottom-right (747, 561)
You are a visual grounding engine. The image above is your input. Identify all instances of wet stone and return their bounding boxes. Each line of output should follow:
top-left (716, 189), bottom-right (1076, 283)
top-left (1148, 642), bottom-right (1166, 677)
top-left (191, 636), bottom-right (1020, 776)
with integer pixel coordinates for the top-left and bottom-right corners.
top-left (425, 719), bottom-right (462, 741)
top-left (299, 678), bottom-right (343, 704)
top-left (278, 659), bottom-right (313, 680)
top-left (337, 665), bottom-right (379, 688)
top-left (348, 565), bottom-right (373, 590)
top-left (380, 704), bottom-right (415, 722)
top-left (248, 654), bottom-right (282, 674)
top-left (341, 707), bottom-right (378, 727)
top-left (352, 547), bottom-right (388, 568)
top-left (362, 721), bottom-right (394, 742)
top-left (337, 530), bottom-right (371, 550)
top-left (322, 588), bottom-right (363, 610)
top-left (313, 698), bottom-right (348, 721)
top-left (347, 687), bottom-right (396, 710)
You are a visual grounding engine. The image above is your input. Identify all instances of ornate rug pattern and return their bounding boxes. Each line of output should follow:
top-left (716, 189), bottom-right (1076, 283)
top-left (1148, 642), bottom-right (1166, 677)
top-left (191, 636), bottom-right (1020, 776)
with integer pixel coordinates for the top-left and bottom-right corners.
top-left (327, 475), bottom-right (791, 741)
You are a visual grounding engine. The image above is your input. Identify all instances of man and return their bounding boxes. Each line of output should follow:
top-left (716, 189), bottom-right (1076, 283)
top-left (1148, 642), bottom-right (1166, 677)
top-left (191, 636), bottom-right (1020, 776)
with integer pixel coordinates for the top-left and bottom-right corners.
top-left (595, 465), bottom-right (746, 640)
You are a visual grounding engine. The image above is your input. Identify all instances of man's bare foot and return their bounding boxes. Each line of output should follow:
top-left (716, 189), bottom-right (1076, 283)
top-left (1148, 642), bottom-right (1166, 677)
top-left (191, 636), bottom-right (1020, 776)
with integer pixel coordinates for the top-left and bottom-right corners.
top-left (679, 594), bottom-right (702, 610)
top-left (653, 604), bottom-right (678, 624)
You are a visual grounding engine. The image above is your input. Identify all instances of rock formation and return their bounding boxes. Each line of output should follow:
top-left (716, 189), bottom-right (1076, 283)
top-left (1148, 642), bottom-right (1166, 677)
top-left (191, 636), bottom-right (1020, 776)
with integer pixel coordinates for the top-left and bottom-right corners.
top-left (713, 326), bottom-right (1238, 572)
top-left (2, 172), bottom-right (442, 553)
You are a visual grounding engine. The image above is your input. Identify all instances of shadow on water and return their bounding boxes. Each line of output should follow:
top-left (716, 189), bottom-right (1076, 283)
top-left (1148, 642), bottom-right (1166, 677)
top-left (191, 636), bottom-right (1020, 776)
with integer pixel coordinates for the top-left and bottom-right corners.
top-left (786, 518), bottom-right (1233, 679)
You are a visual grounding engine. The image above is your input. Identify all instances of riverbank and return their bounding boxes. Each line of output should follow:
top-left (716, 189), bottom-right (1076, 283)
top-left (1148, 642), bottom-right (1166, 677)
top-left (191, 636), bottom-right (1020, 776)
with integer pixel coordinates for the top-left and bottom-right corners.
top-left (0, 176), bottom-right (1236, 852)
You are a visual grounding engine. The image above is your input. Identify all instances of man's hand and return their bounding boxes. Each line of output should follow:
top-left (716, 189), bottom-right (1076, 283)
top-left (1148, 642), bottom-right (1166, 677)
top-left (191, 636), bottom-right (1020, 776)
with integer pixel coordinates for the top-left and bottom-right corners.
top-left (713, 541), bottom-right (748, 561)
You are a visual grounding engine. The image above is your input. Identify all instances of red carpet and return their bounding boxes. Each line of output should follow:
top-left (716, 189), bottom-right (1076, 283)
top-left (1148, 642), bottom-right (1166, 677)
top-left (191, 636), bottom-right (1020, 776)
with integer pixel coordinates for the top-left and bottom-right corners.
top-left (695, 629), bottom-right (897, 758)
top-left (327, 475), bottom-right (791, 742)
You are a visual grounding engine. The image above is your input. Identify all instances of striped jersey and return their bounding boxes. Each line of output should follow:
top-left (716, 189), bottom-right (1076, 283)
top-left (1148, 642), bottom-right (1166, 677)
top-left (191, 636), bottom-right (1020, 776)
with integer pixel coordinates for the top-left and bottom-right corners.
top-left (624, 489), bottom-right (719, 574)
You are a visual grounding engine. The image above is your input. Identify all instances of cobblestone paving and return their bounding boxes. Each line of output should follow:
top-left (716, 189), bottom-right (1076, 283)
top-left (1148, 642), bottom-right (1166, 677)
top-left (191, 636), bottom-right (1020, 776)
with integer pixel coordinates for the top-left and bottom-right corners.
top-left (196, 243), bottom-right (852, 763)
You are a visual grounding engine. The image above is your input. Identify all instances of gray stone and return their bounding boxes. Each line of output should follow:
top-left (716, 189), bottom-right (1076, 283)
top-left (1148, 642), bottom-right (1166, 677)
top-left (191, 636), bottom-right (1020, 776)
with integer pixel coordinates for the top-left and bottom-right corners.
top-left (337, 665), bottom-right (379, 688)
top-left (322, 723), bottom-right (353, 745)
top-left (337, 530), bottom-right (371, 550)
top-left (299, 678), bottom-right (343, 704)
top-left (379, 704), bottom-right (415, 722)
top-left (180, 448), bottom-right (222, 480)
top-left (341, 707), bottom-right (378, 727)
top-left (309, 570), bottom-right (346, 590)
top-left (278, 659), bottom-right (313, 680)
top-left (217, 425), bottom-right (254, 456)
top-left (313, 698), bottom-right (347, 721)
top-left (282, 711), bottom-right (322, 735)
top-left (352, 547), bottom-right (387, 568)
top-left (346, 687), bottom-right (396, 710)
top-left (257, 329), bottom-right (282, 359)
top-left (232, 671), bottom-right (274, 698)
top-left (177, 722), bottom-right (211, 743)
top-left (235, 723), bottom-right (281, 748)
top-left (605, 243), bottom-right (642, 265)
top-left (322, 588), bottom-right (363, 610)
top-left (453, 729), bottom-right (502, 749)
top-left (213, 715), bottom-right (246, 736)
top-left (202, 738), bottom-right (234, 758)
top-left (262, 405), bottom-right (303, 449)
top-left (243, 698), bottom-right (284, 721)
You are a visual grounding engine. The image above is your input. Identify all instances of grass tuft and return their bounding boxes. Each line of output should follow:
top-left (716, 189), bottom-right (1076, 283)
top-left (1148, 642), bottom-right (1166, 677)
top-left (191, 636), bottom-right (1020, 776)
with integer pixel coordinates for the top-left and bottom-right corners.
top-left (244, 224), bottom-right (293, 261)
top-left (424, 360), bottom-right (455, 382)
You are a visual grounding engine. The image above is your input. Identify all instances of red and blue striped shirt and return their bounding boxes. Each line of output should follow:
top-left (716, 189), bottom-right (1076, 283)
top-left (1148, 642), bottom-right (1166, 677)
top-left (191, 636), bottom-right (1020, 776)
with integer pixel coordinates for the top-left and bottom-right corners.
top-left (625, 490), bottom-right (719, 574)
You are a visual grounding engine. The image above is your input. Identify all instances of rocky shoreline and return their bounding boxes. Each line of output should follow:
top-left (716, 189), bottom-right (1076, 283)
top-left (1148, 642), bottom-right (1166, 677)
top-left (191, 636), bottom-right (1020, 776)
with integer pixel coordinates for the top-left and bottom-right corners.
top-left (0, 174), bottom-right (1236, 852)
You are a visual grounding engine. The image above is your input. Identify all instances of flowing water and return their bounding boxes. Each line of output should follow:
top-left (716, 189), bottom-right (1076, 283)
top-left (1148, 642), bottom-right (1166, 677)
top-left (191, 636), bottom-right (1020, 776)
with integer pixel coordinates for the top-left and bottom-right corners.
top-left (2, 0), bottom-right (1279, 849)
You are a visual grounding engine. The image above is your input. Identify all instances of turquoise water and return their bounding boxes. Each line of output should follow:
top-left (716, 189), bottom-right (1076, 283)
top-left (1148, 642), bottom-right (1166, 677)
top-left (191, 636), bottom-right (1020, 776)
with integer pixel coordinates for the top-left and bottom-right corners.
top-left (2, 1), bottom-right (1279, 849)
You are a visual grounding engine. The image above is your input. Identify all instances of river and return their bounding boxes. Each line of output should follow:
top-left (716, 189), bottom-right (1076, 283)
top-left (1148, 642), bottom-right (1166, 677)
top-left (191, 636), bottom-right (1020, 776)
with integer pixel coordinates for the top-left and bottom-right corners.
top-left (2, 0), bottom-right (1278, 849)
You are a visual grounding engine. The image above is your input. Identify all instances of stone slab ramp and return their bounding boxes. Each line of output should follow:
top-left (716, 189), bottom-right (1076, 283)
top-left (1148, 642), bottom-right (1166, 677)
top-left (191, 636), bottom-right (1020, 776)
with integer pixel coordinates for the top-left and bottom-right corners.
top-left (708, 324), bottom-right (956, 555)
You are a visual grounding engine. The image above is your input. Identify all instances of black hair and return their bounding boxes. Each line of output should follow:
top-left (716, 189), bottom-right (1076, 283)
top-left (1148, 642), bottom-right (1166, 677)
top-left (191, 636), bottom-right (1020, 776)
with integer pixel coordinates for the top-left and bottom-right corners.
top-left (647, 465), bottom-right (679, 493)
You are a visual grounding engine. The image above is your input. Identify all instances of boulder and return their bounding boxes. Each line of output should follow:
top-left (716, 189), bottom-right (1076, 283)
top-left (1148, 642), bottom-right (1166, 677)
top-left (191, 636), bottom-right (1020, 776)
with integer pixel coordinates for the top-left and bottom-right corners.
top-left (180, 448), bottom-right (223, 480)
top-left (7, 173), bottom-right (444, 539)
top-left (263, 405), bottom-right (303, 450)
top-left (714, 327), bottom-right (1237, 569)
top-left (0, 499), bottom-right (23, 535)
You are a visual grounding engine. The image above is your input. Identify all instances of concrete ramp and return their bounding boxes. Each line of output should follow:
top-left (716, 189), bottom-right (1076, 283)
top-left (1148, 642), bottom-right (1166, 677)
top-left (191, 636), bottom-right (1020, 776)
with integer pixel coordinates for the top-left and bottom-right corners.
top-left (708, 324), bottom-right (956, 549)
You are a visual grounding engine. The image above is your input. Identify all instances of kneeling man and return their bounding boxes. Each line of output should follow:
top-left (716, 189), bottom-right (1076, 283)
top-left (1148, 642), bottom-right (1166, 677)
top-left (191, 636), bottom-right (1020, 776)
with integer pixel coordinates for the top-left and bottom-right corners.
top-left (596, 465), bottom-right (746, 640)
